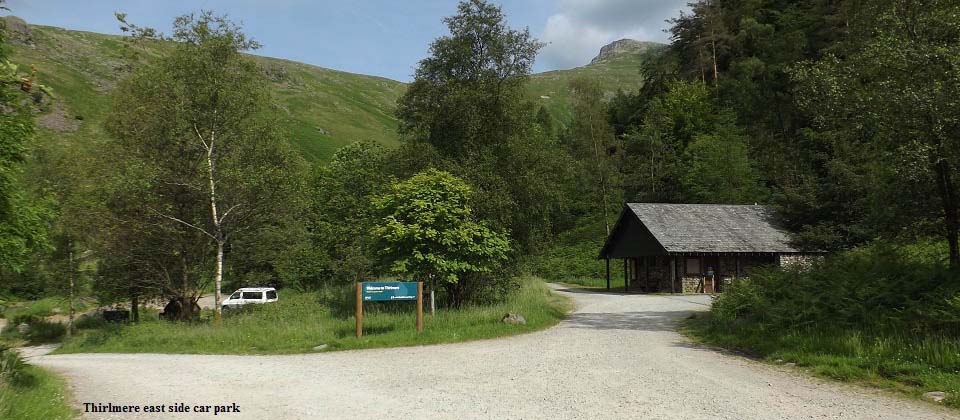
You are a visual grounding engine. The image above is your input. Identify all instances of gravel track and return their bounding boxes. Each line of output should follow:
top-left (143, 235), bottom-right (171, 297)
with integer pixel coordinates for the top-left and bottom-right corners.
top-left (33, 286), bottom-right (958, 420)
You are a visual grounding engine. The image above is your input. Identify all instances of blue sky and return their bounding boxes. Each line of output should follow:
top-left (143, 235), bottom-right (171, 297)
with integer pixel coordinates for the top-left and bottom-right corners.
top-left (2, 0), bottom-right (688, 81)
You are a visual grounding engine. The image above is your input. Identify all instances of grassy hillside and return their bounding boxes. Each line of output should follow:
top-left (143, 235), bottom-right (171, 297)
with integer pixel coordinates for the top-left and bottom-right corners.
top-left (526, 41), bottom-right (664, 128)
top-left (5, 17), bottom-right (660, 162)
top-left (5, 20), bottom-right (405, 162)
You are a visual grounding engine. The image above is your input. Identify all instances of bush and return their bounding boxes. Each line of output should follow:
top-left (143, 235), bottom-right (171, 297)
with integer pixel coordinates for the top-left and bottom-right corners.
top-left (25, 320), bottom-right (66, 343)
top-left (1, 316), bottom-right (66, 344)
top-left (524, 215), bottom-right (625, 286)
top-left (0, 347), bottom-right (33, 388)
top-left (713, 240), bottom-right (960, 334)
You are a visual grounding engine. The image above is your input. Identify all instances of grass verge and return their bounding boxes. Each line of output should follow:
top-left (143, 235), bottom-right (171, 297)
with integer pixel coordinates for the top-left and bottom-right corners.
top-left (683, 314), bottom-right (960, 408)
top-left (55, 277), bottom-right (570, 355)
top-left (2, 297), bottom-right (88, 321)
top-left (0, 350), bottom-right (75, 420)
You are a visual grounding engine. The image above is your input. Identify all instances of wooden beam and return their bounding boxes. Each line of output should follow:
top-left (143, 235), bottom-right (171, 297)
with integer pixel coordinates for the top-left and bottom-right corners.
top-left (671, 256), bottom-right (676, 294)
top-left (623, 259), bottom-right (628, 293)
top-left (416, 281), bottom-right (423, 333)
top-left (356, 282), bottom-right (363, 338)
top-left (606, 258), bottom-right (610, 291)
top-left (644, 256), bottom-right (650, 292)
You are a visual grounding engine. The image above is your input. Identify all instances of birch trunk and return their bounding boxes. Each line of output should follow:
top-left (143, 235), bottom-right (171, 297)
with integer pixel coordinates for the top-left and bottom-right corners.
top-left (204, 131), bottom-right (225, 325)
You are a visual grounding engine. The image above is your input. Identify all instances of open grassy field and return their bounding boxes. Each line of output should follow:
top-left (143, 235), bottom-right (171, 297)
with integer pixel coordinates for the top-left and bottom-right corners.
top-left (54, 278), bottom-right (569, 355)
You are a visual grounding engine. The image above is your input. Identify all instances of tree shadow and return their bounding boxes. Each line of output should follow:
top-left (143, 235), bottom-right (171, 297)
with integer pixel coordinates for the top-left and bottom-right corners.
top-left (552, 287), bottom-right (630, 295)
top-left (564, 310), bottom-right (696, 331)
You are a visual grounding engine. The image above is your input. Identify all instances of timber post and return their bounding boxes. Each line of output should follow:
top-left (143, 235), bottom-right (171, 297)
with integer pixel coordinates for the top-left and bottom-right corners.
top-left (416, 281), bottom-right (424, 333)
top-left (623, 259), bottom-right (627, 293)
top-left (671, 256), bottom-right (676, 294)
top-left (355, 282), bottom-right (363, 338)
top-left (605, 258), bottom-right (610, 291)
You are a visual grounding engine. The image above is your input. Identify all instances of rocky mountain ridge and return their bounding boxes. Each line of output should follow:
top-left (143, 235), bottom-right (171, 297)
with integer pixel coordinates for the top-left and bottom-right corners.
top-left (590, 39), bottom-right (661, 65)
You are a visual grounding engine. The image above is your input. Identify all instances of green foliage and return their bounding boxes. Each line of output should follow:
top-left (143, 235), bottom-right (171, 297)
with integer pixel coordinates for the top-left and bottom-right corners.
top-left (1, 296), bottom-right (86, 320)
top-left (396, 0), bottom-right (541, 156)
top-left (687, 314), bottom-right (960, 407)
top-left (527, 42), bottom-right (665, 127)
top-left (619, 80), bottom-right (768, 204)
top-left (523, 215), bottom-right (625, 287)
top-left (712, 240), bottom-right (960, 334)
top-left (689, 240), bottom-right (960, 405)
top-left (0, 19), bottom-right (51, 275)
top-left (0, 349), bottom-right (73, 420)
top-left (394, 0), bottom-right (572, 258)
top-left (372, 169), bottom-right (510, 289)
top-left (98, 12), bottom-right (310, 312)
top-left (682, 131), bottom-right (767, 204)
top-left (309, 142), bottom-right (390, 285)
top-left (56, 278), bottom-right (567, 354)
top-left (0, 346), bottom-right (31, 387)
top-left (791, 0), bottom-right (960, 261)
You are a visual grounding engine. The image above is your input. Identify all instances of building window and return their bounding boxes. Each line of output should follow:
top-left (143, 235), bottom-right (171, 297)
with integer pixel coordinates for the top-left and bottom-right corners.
top-left (685, 257), bottom-right (701, 275)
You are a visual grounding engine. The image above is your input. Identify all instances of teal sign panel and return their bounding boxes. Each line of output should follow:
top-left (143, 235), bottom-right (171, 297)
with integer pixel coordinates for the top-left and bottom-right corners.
top-left (362, 282), bottom-right (418, 301)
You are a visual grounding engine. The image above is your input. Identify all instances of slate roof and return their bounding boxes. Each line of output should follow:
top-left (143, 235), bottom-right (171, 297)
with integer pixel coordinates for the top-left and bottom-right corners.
top-left (620, 203), bottom-right (799, 254)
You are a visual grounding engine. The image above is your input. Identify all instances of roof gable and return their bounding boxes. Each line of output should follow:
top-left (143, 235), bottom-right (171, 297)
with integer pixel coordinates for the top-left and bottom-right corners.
top-left (625, 203), bottom-right (798, 254)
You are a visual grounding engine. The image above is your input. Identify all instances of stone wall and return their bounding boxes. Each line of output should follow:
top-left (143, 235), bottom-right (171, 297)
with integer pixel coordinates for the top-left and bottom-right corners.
top-left (778, 254), bottom-right (821, 270)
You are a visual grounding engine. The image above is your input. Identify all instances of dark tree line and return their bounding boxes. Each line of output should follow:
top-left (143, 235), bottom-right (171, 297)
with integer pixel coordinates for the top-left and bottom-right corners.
top-left (608, 0), bottom-right (960, 269)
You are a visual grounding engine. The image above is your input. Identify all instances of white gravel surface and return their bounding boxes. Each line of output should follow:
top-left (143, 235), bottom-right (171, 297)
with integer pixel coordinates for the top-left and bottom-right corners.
top-left (33, 286), bottom-right (958, 420)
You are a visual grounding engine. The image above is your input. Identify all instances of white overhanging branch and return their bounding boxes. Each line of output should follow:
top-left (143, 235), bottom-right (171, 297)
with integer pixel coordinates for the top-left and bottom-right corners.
top-left (148, 207), bottom-right (217, 241)
top-left (219, 203), bottom-right (241, 225)
top-left (194, 124), bottom-right (210, 151)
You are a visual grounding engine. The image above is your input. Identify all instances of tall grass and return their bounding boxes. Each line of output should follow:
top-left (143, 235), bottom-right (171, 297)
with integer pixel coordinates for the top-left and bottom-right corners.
top-left (0, 349), bottom-right (74, 420)
top-left (686, 240), bottom-right (960, 407)
top-left (1, 297), bottom-right (87, 320)
top-left (56, 278), bottom-right (569, 355)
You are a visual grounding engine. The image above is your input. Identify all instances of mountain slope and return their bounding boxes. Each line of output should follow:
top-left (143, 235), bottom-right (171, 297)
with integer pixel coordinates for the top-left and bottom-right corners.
top-left (5, 17), bottom-right (661, 162)
top-left (4, 18), bottom-right (405, 162)
top-left (527, 40), bottom-right (664, 127)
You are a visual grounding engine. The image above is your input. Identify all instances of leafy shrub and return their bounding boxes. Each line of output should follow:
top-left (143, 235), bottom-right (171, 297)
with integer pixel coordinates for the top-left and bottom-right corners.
top-left (1, 316), bottom-right (66, 344)
top-left (73, 314), bottom-right (107, 330)
top-left (0, 347), bottom-right (34, 388)
top-left (524, 215), bottom-right (625, 284)
top-left (24, 320), bottom-right (66, 343)
top-left (711, 240), bottom-right (960, 335)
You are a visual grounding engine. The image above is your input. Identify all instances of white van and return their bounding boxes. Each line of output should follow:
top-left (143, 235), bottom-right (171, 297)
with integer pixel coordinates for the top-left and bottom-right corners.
top-left (222, 287), bottom-right (278, 312)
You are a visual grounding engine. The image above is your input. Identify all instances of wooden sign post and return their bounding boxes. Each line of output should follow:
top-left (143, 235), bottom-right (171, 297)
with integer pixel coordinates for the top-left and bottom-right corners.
top-left (416, 281), bottom-right (423, 333)
top-left (355, 281), bottom-right (424, 338)
top-left (355, 282), bottom-right (363, 338)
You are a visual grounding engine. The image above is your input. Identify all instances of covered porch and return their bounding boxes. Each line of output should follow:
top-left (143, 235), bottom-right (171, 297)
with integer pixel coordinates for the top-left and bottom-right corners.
top-left (598, 203), bottom-right (807, 294)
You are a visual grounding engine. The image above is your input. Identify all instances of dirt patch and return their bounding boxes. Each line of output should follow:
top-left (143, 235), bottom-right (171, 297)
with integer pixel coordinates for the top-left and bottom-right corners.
top-left (37, 104), bottom-right (81, 133)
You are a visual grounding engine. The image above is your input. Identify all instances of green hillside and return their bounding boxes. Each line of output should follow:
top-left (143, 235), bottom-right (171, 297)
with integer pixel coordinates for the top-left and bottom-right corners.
top-left (4, 19), bottom-right (405, 162)
top-left (4, 17), bottom-right (660, 161)
top-left (527, 40), bottom-right (665, 127)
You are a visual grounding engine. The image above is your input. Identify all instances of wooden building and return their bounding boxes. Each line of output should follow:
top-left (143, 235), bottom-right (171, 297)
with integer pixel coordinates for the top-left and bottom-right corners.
top-left (598, 203), bottom-right (812, 293)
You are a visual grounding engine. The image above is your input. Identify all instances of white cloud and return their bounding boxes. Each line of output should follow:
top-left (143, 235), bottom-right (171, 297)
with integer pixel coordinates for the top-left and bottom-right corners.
top-left (538, 0), bottom-right (688, 70)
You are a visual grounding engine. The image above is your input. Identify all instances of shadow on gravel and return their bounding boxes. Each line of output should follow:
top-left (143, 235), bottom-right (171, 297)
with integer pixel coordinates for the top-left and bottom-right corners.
top-left (553, 287), bottom-right (627, 295)
top-left (564, 311), bottom-right (694, 331)
top-left (668, 339), bottom-right (764, 360)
